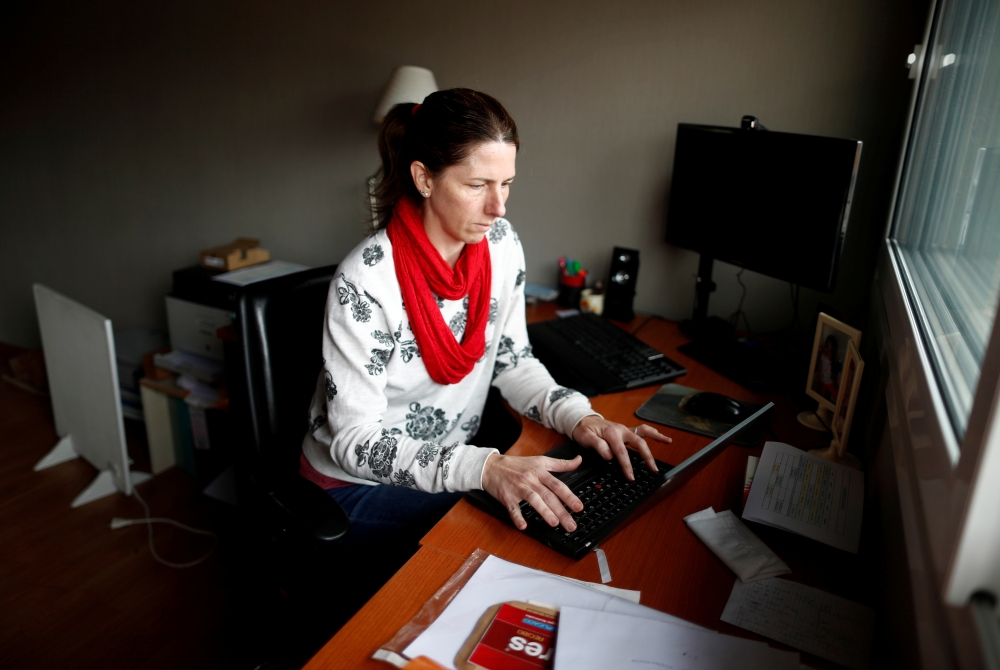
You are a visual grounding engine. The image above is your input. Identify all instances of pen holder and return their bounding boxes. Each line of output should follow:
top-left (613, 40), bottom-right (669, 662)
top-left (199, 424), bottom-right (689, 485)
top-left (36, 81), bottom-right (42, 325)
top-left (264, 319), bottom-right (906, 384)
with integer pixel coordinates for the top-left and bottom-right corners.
top-left (557, 272), bottom-right (586, 308)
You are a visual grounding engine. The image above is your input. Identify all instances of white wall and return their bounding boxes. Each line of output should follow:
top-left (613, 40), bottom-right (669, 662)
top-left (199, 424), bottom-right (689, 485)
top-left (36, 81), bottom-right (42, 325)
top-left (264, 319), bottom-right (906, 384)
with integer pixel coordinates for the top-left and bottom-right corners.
top-left (0, 0), bottom-right (925, 347)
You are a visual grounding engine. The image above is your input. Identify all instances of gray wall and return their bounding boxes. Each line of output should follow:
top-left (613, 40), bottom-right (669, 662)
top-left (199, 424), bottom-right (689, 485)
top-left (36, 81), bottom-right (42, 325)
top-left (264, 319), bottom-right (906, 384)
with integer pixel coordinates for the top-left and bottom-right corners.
top-left (0, 0), bottom-right (926, 348)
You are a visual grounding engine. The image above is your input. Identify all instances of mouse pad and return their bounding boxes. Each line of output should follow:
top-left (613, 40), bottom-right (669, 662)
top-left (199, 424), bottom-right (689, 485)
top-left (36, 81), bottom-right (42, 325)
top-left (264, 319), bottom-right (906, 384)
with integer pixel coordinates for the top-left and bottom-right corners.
top-left (635, 384), bottom-right (771, 447)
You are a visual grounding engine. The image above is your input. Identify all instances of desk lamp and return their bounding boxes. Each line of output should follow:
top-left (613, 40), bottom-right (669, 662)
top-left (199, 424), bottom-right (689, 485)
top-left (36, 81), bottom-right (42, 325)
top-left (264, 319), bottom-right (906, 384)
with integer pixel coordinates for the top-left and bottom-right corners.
top-left (368, 66), bottom-right (438, 228)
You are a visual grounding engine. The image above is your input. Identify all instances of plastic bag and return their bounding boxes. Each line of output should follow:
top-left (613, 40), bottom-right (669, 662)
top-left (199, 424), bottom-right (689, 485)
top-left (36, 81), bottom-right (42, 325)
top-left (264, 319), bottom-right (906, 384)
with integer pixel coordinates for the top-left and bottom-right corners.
top-left (372, 548), bottom-right (491, 668)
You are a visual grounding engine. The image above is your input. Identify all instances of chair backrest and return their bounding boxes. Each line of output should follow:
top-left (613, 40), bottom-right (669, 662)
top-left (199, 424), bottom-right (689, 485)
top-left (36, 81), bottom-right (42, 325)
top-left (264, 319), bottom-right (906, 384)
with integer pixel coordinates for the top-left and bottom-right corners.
top-left (234, 265), bottom-right (337, 471)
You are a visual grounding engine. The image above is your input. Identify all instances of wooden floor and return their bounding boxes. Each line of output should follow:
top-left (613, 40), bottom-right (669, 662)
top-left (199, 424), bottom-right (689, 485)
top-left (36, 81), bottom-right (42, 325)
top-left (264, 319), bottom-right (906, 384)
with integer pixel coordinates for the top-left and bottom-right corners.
top-left (0, 343), bottom-right (325, 669)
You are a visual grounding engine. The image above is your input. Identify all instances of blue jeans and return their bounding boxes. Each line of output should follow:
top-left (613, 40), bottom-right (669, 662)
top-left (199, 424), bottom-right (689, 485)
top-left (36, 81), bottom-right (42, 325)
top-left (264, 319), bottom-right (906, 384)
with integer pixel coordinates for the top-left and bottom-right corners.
top-left (327, 484), bottom-right (463, 552)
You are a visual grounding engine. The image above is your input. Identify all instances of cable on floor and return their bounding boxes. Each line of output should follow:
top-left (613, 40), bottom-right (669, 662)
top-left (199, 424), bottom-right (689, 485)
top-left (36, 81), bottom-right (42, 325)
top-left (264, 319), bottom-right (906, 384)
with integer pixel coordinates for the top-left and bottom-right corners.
top-left (110, 485), bottom-right (218, 569)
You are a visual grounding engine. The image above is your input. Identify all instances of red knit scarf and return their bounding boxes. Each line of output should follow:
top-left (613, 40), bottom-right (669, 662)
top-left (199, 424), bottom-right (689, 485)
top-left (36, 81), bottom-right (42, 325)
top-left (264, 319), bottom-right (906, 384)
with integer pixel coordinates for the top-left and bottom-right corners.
top-left (386, 198), bottom-right (492, 385)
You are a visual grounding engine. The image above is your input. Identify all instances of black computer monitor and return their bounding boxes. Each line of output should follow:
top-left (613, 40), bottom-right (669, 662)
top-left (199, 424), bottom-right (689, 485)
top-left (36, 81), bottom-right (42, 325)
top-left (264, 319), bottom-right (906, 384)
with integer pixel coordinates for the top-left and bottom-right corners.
top-left (666, 123), bottom-right (862, 295)
top-left (664, 121), bottom-right (862, 391)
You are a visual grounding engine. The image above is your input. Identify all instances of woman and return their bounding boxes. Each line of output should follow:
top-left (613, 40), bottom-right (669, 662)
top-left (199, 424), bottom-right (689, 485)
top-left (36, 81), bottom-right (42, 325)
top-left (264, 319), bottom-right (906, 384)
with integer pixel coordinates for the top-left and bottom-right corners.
top-left (300, 88), bottom-right (671, 551)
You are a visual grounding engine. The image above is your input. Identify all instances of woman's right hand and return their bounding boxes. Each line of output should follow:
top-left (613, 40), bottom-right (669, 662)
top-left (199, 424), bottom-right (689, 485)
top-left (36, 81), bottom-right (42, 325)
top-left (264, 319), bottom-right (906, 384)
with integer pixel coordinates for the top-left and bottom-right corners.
top-left (481, 453), bottom-right (584, 532)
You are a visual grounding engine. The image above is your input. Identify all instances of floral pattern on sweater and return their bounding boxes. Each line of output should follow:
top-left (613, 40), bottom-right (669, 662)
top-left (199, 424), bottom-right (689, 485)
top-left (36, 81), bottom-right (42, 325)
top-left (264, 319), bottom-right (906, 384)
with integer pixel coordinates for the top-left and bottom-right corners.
top-left (300, 218), bottom-right (599, 494)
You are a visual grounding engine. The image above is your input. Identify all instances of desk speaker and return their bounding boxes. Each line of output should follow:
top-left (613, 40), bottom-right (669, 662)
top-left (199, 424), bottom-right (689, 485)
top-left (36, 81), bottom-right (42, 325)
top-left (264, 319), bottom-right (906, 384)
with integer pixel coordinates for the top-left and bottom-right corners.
top-left (604, 247), bottom-right (638, 322)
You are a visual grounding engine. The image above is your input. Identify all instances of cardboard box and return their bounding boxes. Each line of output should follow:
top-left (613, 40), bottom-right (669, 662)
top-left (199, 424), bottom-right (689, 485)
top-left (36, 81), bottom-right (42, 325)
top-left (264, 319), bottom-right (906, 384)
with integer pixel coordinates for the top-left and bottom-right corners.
top-left (200, 237), bottom-right (270, 271)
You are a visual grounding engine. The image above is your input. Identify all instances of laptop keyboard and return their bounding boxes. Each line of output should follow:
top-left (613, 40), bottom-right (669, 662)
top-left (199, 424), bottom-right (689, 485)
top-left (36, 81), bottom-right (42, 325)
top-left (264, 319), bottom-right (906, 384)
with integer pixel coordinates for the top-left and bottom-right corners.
top-left (545, 315), bottom-right (685, 388)
top-left (519, 449), bottom-right (664, 551)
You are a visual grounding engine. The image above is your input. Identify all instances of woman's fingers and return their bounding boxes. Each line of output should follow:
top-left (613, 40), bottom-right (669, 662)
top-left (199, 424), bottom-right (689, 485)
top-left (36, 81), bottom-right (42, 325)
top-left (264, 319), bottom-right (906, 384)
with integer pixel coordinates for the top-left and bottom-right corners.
top-left (624, 430), bottom-right (659, 474)
top-left (540, 472), bottom-right (583, 512)
top-left (592, 439), bottom-right (614, 462)
top-left (525, 489), bottom-right (576, 531)
top-left (485, 454), bottom-right (583, 531)
top-left (637, 424), bottom-right (672, 444)
top-left (573, 416), bottom-right (673, 481)
top-left (525, 464), bottom-right (579, 529)
top-left (538, 456), bottom-right (584, 510)
top-left (544, 454), bottom-right (582, 472)
top-left (604, 428), bottom-right (635, 481)
top-left (506, 499), bottom-right (527, 530)
top-left (577, 430), bottom-right (613, 461)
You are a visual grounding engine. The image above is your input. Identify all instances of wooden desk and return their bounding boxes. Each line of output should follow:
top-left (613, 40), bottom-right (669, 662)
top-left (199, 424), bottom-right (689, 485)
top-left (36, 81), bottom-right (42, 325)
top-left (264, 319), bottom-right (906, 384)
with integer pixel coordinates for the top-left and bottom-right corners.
top-left (304, 310), bottom-right (869, 669)
top-left (304, 546), bottom-right (467, 669)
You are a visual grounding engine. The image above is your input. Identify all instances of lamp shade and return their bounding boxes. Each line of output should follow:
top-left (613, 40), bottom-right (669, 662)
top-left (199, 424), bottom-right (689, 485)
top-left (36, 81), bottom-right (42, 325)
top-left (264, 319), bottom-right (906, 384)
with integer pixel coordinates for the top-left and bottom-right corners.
top-left (372, 66), bottom-right (438, 124)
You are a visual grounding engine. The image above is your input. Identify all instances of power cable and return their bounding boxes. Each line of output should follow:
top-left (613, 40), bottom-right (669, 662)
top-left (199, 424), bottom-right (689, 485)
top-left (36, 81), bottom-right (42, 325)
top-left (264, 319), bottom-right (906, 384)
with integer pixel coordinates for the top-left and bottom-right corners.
top-left (110, 485), bottom-right (218, 569)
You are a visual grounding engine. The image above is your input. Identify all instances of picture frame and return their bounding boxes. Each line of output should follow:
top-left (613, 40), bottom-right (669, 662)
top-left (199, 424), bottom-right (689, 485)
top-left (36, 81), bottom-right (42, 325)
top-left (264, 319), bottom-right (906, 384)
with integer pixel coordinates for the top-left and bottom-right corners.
top-left (804, 312), bottom-right (862, 414)
top-left (830, 339), bottom-right (864, 459)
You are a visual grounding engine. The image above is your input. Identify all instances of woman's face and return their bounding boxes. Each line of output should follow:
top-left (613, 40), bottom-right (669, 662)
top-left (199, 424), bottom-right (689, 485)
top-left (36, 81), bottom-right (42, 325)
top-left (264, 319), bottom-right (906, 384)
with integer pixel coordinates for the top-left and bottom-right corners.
top-left (412, 141), bottom-right (516, 262)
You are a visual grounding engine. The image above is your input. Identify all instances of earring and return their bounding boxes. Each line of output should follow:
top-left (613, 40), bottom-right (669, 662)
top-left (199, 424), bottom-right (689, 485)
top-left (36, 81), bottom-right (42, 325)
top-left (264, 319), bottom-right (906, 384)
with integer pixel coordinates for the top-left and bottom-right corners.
top-left (421, 191), bottom-right (429, 197)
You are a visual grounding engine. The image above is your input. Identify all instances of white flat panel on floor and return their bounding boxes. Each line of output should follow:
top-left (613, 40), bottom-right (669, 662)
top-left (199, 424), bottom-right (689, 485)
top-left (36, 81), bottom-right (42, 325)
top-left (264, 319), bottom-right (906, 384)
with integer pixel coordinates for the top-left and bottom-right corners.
top-left (34, 435), bottom-right (78, 470)
top-left (34, 284), bottom-right (132, 496)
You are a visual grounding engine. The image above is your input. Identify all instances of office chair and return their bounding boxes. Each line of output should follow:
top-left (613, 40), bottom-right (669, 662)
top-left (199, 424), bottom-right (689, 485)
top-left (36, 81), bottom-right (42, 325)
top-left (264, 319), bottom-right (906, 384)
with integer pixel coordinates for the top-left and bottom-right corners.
top-left (226, 264), bottom-right (368, 662)
top-left (229, 264), bottom-right (349, 551)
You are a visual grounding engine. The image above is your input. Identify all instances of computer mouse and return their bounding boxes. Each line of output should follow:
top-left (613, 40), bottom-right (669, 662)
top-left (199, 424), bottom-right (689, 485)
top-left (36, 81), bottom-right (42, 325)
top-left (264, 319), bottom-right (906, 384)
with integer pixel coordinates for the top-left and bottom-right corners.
top-left (680, 392), bottom-right (743, 423)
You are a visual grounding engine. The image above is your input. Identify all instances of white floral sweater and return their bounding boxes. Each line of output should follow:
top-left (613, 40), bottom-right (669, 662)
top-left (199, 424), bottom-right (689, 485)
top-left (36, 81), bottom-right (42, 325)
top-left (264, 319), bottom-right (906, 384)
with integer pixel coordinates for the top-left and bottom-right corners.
top-left (301, 219), bottom-right (599, 493)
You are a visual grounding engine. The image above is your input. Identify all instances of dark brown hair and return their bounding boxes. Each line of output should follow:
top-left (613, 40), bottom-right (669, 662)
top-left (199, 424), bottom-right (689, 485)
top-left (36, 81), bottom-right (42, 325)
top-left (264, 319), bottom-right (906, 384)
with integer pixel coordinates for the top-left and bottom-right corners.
top-left (373, 88), bottom-right (519, 227)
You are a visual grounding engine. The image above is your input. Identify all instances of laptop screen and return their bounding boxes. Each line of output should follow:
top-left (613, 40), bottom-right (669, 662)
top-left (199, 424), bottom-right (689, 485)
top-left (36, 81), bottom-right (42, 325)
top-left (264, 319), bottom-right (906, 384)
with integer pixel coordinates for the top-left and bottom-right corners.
top-left (660, 402), bottom-right (775, 495)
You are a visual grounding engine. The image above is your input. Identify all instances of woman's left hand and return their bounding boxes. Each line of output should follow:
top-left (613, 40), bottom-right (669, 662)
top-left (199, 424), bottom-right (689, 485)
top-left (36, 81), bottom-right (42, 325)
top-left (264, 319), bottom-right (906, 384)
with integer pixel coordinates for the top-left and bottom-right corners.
top-left (571, 416), bottom-right (672, 481)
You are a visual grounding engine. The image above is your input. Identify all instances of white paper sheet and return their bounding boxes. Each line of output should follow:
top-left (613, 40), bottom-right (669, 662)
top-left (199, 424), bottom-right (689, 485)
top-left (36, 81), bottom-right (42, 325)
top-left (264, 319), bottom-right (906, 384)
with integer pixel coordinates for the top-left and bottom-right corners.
top-left (742, 441), bottom-right (864, 553)
top-left (684, 507), bottom-right (791, 582)
top-left (210, 260), bottom-right (309, 286)
top-left (554, 606), bottom-right (799, 670)
top-left (721, 578), bottom-right (875, 670)
top-left (402, 555), bottom-right (703, 668)
top-left (562, 576), bottom-right (638, 603)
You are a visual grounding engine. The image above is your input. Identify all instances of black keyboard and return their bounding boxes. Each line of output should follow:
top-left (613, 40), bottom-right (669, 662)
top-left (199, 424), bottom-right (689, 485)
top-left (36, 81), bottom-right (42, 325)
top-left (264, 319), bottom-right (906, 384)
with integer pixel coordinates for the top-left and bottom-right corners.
top-left (467, 443), bottom-right (673, 560)
top-left (528, 313), bottom-right (686, 396)
top-left (520, 449), bottom-right (663, 551)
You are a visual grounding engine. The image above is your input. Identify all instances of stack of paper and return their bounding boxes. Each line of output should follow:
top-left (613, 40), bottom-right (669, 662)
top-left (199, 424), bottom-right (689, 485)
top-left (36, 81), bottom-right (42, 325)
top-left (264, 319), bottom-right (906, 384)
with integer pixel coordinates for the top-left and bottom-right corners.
top-left (743, 441), bottom-right (865, 553)
top-left (401, 555), bottom-right (798, 670)
top-left (153, 350), bottom-right (223, 385)
top-left (210, 259), bottom-right (309, 286)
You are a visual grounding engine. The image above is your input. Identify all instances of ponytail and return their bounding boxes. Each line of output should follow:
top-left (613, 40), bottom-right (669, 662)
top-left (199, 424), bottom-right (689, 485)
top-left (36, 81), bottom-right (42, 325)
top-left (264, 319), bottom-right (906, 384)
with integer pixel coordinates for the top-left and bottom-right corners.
top-left (372, 89), bottom-right (519, 229)
top-left (373, 102), bottom-right (420, 228)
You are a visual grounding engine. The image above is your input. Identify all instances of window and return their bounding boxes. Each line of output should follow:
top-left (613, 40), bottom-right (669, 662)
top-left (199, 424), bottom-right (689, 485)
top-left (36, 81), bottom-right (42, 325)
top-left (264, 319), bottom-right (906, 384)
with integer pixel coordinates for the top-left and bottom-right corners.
top-left (891, 0), bottom-right (1000, 441)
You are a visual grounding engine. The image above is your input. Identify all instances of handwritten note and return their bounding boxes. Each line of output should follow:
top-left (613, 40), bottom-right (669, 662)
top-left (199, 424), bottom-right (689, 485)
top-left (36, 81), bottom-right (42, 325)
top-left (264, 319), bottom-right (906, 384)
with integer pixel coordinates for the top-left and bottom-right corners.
top-left (721, 578), bottom-right (875, 670)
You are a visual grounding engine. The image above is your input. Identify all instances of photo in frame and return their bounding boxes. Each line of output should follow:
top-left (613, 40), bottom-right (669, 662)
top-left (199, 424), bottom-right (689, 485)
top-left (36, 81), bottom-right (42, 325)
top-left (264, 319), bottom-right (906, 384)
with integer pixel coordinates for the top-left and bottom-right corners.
top-left (831, 340), bottom-right (864, 459)
top-left (799, 312), bottom-right (862, 431)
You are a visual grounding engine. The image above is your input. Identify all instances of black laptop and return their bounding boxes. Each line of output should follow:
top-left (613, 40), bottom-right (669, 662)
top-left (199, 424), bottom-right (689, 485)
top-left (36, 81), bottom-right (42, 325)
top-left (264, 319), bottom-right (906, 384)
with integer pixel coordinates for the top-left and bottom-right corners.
top-left (466, 403), bottom-right (775, 560)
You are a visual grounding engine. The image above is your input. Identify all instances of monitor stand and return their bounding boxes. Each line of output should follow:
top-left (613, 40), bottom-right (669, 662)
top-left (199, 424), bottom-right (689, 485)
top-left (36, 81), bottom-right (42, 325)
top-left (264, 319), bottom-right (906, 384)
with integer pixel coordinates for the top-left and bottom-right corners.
top-left (678, 254), bottom-right (800, 393)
